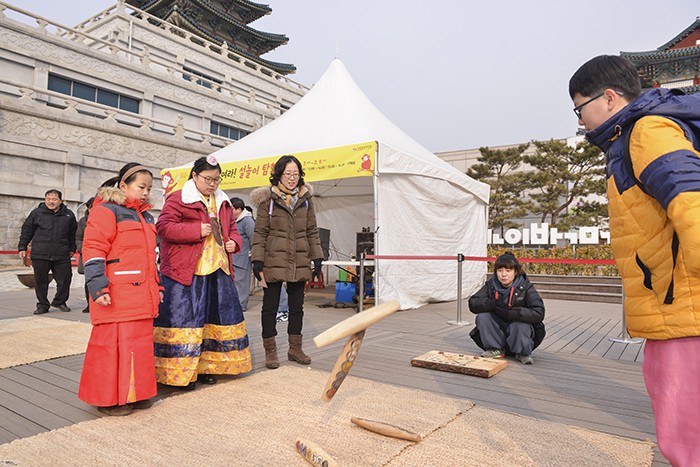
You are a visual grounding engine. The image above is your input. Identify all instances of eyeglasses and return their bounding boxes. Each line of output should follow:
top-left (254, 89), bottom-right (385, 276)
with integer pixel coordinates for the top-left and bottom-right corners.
top-left (282, 172), bottom-right (299, 179)
top-left (197, 174), bottom-right (222, 185)
top-left (573, 92), bottom-right (605, 119)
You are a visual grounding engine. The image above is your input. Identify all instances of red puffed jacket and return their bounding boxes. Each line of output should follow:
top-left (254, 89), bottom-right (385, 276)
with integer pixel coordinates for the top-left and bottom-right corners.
top-left (83, 187), bottom-right (161, 325)
top-left (157, 179), bottom-right (241, 286)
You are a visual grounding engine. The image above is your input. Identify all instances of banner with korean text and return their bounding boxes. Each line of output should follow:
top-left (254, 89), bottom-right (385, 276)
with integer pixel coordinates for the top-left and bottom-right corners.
top-left (161, 141), bottom-right (376, 196)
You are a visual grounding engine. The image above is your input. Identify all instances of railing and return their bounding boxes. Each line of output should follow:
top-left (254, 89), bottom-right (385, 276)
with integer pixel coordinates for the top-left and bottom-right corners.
top-left (1, 76), bottom-right (233, 147)
top-left (357, 254), bottom-right (640, 345)
top-left (0, 0), bottom-right (308, 116)
top-left (72, 1), bottom-right (309, 94)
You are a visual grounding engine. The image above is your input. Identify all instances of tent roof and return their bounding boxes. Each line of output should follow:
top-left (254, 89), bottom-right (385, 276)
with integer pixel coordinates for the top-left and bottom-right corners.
top-left (210, 58), bottom-right (488, 202)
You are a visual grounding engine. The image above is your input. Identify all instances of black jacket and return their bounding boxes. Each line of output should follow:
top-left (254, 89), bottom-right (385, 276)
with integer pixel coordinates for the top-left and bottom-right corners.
top-left (18, 203), bottom-right (77, 261)
top-left (468, 273), bottom-right (546, 351)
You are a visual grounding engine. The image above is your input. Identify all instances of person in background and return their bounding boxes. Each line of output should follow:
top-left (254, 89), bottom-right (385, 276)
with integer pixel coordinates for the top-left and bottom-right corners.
top-left (276, 283), bottom-right (289, 323)
top-left (230, 197), bottom-right (254, 311)
top-left (76, 197), bottom-right (95, 313)
top-left (569, 55), bottom-right (700, 465)
top-left (155, 155), bottom-right (252, 390)
top-left (79, 163), bottom-right (161, 416)
top-left (468, 252), bottom-right (545, 364)
top-left (250, 155), bottom-right (324, 369)
top-left (18, 189), bottom-right (77, 315)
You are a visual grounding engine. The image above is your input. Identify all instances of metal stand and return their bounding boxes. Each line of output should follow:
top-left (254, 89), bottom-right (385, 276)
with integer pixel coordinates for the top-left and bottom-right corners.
top-left (358, 252), bottom-right (365, 313)
top-left (609, 290), bottom-right (643, 344)
top-left (448, 253), bottom-right (470, 326)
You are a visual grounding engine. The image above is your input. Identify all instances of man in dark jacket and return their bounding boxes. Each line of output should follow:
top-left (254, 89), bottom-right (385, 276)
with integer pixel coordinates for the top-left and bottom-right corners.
top-left (18, 190), bottom-right (77, 314)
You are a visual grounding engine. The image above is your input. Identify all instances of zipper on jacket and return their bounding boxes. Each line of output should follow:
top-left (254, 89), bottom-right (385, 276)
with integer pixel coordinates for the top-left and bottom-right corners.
top-left (635, 254), bottom-right (653, 291)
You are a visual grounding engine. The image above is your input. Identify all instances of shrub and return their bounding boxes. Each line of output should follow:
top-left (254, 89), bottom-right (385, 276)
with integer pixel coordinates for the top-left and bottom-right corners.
top-left (487, 245), bottom-right (618, 276)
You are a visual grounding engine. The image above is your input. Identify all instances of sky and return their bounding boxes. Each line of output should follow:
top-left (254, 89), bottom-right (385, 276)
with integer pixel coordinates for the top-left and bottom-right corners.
top-left (14, 1), bottom-right (700, 153)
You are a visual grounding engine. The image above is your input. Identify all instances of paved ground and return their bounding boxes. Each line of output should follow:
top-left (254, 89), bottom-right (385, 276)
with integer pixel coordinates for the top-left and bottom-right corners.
top-left (0, 268), bottom-right (669, 465)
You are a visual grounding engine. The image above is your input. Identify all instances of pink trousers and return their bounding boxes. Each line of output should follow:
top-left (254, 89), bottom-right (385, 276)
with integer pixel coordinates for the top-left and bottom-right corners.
top-left (643, 336), bottom-right (700, 467)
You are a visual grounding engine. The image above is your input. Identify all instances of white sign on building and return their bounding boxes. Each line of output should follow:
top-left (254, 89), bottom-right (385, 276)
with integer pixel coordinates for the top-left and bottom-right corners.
top-left (489, 223), bottom-right (610, 246)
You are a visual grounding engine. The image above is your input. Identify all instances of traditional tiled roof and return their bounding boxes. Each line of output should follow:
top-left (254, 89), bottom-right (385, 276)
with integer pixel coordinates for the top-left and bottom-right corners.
top-left (620, 45), bottom-right (700, 62)
top-left (658, 16), bottom-right (700, 50)
top-left (126, 0), bottom-right (295, 74)
top-left (621, 17), bottom-right (700, 62)
top-left (232, 0), bottom-right (272, 16)
top-left (165, 8), bottom-right (295, 74)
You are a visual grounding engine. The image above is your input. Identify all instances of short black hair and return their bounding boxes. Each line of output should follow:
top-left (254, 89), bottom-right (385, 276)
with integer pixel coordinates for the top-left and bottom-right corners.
top-left (230, 197), bottom-right (245, 210)
top-left (494, 251), bottom-right (523, 276)
top-left (45, 189), bottom-right (62, 200)
top-left (270, 155), bottom-right (305, 187)
top-left (569, 55), bottom-right (642, 101)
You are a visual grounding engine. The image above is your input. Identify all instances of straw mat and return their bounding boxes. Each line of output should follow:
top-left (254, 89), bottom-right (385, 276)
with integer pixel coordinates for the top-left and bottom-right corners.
top-left (0, 367), bottom-right (653, 466)
top-left (0, 316), bottom-right (91, 369)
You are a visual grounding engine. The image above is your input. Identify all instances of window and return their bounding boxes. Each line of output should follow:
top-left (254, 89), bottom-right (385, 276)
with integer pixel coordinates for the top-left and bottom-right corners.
top-left (210, 121), bottom-right (249, 141)
top-left (183, 66), bottom-right (222, 92)
top-left (47, 74), bottom-right (140, 113)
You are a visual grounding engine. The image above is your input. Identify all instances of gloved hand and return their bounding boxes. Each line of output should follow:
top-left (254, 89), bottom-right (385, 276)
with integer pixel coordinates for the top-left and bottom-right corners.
top-left (312, 258), bottom-right (323, 279)
top-left (494, 302), bottom-right (512, 321)
top-left (483, 298), bottom-right (496, 311)
top-left (252, 261), bottom-right (264, 281)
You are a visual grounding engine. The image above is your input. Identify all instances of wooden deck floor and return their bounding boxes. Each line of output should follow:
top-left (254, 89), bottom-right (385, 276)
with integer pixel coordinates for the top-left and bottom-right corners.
top-left (0, 285), bottom-right (668, 465)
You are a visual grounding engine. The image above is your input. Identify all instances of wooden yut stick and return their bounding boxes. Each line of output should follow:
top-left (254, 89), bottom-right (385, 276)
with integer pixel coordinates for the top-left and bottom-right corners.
top-left (322, 330), bottom-right (365, 401)
top-left (313, 300), bottom-right (400, 348)
top-left (295, 438), bottom-right (339, 467)
top-left (350, 417), bottom-right (422, 442)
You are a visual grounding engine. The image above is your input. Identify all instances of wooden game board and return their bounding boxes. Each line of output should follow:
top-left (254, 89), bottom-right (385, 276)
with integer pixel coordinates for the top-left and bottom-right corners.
top-left (411, 350), bottom-right (507, 378)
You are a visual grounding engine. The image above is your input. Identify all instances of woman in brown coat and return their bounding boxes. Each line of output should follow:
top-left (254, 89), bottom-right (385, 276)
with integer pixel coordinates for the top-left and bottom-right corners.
top-left (250, 155), bottom-right (324, 369)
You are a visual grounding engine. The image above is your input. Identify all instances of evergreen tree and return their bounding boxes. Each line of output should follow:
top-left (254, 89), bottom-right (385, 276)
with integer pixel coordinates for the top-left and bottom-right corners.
top-left (466, 144), bottom-right (530, 231)
top-left (523, 139), bottom-right (606, 227)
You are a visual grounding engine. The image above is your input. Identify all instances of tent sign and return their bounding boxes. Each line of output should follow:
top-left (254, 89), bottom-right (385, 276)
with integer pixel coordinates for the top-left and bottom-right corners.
top-left (161, 141), bottom-right (376, 196)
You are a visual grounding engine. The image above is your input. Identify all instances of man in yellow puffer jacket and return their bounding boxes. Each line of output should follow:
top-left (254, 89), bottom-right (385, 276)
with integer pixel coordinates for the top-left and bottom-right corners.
top-left (569, 55), bottom-right (700, 467)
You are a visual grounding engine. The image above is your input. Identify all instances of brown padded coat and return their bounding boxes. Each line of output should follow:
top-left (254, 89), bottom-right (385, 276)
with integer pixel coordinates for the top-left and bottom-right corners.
top-left (250, 184), bottom-right (324, 283)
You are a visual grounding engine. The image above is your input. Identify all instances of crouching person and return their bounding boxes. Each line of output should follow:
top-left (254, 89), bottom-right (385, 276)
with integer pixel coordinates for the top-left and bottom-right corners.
top-left (468, 252), bottom-right (545, 364)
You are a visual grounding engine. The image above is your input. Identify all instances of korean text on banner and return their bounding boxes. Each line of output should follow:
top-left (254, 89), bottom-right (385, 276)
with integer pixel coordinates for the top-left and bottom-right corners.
top-left (160, 141), bottom-right (376, 196)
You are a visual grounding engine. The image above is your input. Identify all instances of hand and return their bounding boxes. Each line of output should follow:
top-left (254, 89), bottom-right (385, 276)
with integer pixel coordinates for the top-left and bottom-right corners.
top-left (312, 258), bottom-right (323, 279)
top-left (494, 302), bottom-right (511, 321)
top-left (18, 251), bottom-right (26, 259)
top-left (201, 223), bottom-right (212, 237)
top-left (224, 240), bottom-right (237, 253)
top-left (159, 291), bottom-right (164, 303)
top-left (252, 261), bottom-right (264, 281)
top-left (95, 294), bottom-right (112, 306)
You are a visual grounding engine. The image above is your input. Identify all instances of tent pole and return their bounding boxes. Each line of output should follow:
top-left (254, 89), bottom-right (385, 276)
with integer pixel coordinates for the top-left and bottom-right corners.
top-left (372, 141), bottom-right (380, 308)
top-left (358, 252), bottom-right (365, 313)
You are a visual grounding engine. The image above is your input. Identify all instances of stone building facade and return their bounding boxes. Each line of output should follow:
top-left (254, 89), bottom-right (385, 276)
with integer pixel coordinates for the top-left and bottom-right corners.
top-left (0, 0), bottom-right (306, 264)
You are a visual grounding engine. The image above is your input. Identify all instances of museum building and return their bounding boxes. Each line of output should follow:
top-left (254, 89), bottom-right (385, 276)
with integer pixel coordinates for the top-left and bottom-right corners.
top-left (0, 0), bottom-right (305, 259)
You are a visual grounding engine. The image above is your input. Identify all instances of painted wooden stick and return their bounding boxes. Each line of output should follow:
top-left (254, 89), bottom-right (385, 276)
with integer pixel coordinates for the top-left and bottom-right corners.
top-left (350, 417), bottom-right (422, 442)
top-left (313, 300), bottom-right (400, 348)
top-left (322, 330), bottom-right (365, 401)
top-left (295, 438), bottom-right (339, 467)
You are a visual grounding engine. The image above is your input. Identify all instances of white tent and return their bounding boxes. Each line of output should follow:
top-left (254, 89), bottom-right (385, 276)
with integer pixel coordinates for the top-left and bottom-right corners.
top-left (176, 59), bottom-right (490, 309)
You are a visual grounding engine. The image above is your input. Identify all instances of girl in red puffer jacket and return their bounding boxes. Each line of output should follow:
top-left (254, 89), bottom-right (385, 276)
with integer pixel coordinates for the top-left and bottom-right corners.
top-left (78, 162), bottom-right (162, 416)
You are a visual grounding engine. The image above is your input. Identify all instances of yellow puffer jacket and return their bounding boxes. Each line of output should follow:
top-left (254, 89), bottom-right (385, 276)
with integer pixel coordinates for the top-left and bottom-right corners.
top-left (588, 89), bottom-right (700, 340)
